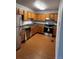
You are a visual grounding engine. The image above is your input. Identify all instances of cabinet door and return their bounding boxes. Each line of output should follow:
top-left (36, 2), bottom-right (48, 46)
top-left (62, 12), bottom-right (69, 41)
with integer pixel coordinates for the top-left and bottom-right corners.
top-left (24, 11), bottom-right (28, 21)
top-left (30, 24), bottom-right (44, 36)
top-left (35, 14), bottom-right (40, 20)
top-left (37, 24), bottom-right (44, 33)
top-left (54, 13), bottom-right (58, 21)
top-left (50, 13), bottom-right (54, 19)
top-left (41, 14), bottom-right (46, 21)
top-left (50, 13), bottom-right (58, 21)
top-left (27, 11), bottom-right (32, 19)
top-left (19, 9), bottom-right (23, 15)
top-left (39, 14), bottom-right (42, 20)
top-left (31, 13), bottom-right (36, 20)
top-left (45, 14), bottom-right (50, 19)
top-left (36, 14), bottom-right (45, 21)
top-left (33, 13), bottom-right (36, 20)
top-left (30, 25), bottom-right (38, 35)
top-left (31, 12), bottom-right (33, 19)
top-left (16, 8), bottom-right (19, 14)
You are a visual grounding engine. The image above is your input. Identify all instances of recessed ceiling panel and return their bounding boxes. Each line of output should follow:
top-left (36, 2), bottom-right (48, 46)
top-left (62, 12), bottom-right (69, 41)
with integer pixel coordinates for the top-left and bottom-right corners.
top-left (16, 0), bottom-right (60, 11)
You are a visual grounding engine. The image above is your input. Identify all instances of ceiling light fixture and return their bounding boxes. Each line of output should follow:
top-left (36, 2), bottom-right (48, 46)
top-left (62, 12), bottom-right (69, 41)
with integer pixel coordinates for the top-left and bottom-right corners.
top-left (34, 1), bottom-right (47, 10)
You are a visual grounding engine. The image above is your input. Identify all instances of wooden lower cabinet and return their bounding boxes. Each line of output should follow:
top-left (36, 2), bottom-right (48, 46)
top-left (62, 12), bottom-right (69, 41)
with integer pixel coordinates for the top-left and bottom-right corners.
top-left (52, 26), bottom-right (57, 37)
top-left (31, 24), bottom-right (44, 36)
top-left (16, 28), bottom-right (25, 50)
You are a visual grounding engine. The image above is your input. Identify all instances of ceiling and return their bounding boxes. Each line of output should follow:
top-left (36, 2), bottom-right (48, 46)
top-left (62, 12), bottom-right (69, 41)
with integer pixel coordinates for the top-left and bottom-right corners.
top-left (16, 0), bottom-right (60, 11)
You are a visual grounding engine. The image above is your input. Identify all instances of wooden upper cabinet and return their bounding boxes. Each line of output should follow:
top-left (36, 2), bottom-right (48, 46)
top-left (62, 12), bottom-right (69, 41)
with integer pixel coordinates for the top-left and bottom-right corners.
top-left (31, 12), bottom-right (36, 20)
top-left (50, 13), bottom-right (54, 19)
top-left (33, 13), bottom-right (36, 20)
top-left (35, 14), bottom-right (46, 21)
top-left (24, 11), bottom-right (28, 21)
top-left (27, 11), bottom-right (32, 19)
top-left (45, 14), bottom-right (50, 19)
top-left (16, 8), bottom-right (23, 15)
top-left (50, 13), bottom-right (58, 21)
top-left (53, 13), bottom-right (58, 21)
top-left (31, 13), bottom-right (33, 19)
top-left (35, 13), bottom-right (39, 20)
top-left (24, 11), bottom-right (35, 21)
top-left (16, 8), bottom-right (19, 14)
top-left (54, 13), bottom-right (58, 21)
top-left (35, 13), bottom-right (59, 21)
top-left (19, 8), bottom-right (24, 15)
top-left (23, 11), bottom-right (37, 21)
top-left (17, 9), bottom-right (58, 21)
top-left (41, 14), bottom-right (46, 21)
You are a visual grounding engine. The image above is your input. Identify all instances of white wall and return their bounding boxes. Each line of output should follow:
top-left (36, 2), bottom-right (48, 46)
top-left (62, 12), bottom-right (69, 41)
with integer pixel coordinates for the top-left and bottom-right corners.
top-left (35, 9), bottom-right (58, 14)
top-left (16, 3), bottom-right (34, 12)
top-left (56, 0), bottom-right (63, 59)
